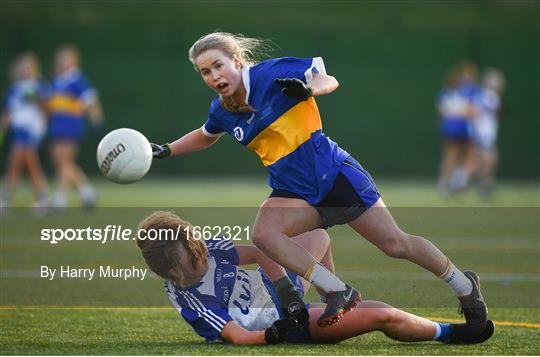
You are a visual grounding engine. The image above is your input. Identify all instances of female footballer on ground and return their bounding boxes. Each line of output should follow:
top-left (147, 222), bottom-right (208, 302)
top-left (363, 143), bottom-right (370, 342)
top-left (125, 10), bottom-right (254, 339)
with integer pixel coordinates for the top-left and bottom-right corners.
top-left (150, 32), bottom-right (488, 331)
top-left (136, 211), bottom-right (493, 345)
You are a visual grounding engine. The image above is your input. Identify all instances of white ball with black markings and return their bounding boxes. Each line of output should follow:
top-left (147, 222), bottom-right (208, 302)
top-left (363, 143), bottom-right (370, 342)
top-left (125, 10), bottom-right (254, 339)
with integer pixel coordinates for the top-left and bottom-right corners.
top-left (96, 128), bottom-right (152, 184)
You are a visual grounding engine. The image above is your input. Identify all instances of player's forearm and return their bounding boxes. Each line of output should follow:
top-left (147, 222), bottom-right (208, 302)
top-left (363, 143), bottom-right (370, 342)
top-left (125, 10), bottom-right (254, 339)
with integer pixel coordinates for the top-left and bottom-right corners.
top-left (87, 100), bottom-right (104, 125)
top-left (0, 112), bottom-right (10, 132)
top-left (255, 248), bottom-right (289, 282)
top-left (225, 330), bottom-right (267, 345)
top-left (169, 128), bottom-right (218, 156)
top-left (310, 74), bottom-right (339, 96)
top-left (221, 322), bottom-right (267, 345)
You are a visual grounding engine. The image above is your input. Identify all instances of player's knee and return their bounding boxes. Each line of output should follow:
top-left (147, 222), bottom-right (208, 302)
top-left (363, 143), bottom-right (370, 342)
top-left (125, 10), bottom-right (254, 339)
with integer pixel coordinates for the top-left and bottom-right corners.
top-left (375, 308), bottom-right (399, 328)
top-left (251, 226), bottom-right (274, 250)
top-left (379, 236), bottom-right (408, 259)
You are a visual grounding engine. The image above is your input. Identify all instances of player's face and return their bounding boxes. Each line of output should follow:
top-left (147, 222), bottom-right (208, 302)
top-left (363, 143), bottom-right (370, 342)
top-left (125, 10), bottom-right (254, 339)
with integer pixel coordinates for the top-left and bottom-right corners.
top-left (18, 59), bottom-right (37, 80)
top-left (196, 49), bottom-right (242, 97)
top-left (55, 50), bottom-right (77, 74)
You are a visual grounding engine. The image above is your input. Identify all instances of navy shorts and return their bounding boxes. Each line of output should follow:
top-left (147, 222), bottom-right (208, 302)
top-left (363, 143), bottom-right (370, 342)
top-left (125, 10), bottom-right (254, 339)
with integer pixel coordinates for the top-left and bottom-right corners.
top-left (12, 127), bottom-right (43, 148)
top-left (49, 117), bottom-right (86, 141)
top-left (441, 120), bottom-right (471, 141)
top-left (270, 158), bottom-right (381, 229)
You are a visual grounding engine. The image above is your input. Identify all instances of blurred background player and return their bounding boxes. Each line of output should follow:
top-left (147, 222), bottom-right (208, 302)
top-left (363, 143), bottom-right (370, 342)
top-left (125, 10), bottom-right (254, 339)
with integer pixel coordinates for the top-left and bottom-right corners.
top-left (0, 52), bottom-right (50, 213)
top-left (437, 61), bottom-right (479, 196)
top-left (472, 68), bottom-right (506, 198)
top-left (48, 44), bottom-right (104, 208)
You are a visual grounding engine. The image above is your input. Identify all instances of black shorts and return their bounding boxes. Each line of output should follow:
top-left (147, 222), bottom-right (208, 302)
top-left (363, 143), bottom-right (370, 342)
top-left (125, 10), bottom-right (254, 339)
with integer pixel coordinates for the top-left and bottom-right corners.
top-left (270, 159), bottom-right (381, 229)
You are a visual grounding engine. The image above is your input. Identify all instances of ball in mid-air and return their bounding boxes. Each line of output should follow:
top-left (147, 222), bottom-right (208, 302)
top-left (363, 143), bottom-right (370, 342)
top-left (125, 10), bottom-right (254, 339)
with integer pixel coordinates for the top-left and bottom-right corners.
top-left (97, 128), bottom-right (152, 184)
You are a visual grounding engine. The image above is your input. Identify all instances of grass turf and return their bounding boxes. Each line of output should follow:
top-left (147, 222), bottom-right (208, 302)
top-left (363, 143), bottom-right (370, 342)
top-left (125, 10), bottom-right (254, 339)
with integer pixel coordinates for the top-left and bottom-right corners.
top-left (1, 178), bottom-right (539, 354)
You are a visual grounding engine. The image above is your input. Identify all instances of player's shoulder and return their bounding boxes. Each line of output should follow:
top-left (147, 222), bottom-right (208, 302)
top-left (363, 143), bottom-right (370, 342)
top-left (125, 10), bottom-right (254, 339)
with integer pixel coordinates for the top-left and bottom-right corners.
top-left (252, 57), bottom-right (311, 72)
top-left (206, 236), bottom-right (235, 253)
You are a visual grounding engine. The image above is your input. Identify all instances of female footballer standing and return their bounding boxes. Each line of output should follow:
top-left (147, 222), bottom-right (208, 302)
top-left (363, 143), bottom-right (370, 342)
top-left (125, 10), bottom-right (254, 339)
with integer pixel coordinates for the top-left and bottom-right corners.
top-left (48, 44), bottom-right (104, 208)
top-left (150, 32), bottom-right (488, 330)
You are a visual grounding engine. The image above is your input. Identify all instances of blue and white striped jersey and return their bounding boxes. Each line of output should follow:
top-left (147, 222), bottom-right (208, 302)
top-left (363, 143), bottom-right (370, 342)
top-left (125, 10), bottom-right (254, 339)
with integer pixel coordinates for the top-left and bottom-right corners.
top-left (165, 237), bottom-right (280, 342)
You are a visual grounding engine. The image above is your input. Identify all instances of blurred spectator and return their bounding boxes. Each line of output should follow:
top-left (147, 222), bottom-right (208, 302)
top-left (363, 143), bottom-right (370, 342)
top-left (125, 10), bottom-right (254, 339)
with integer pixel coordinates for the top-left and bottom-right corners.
top-left (48, 44), bottom-right (104, 208)
top-left (0, 52), bottom-right (50, 213)
top-left (472, 68), bottom-right (506, 198)
top-left (436, 61), bottom-right (479, 196)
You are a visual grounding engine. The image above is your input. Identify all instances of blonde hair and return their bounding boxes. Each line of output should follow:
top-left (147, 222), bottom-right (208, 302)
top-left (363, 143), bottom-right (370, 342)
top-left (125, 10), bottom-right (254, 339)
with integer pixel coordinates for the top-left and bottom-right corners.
top-left (9, 52), bottom-right (41, 82)
top-left (136, 211), bottom-right (208, 280)
top-left (482, 68), bottom-right (505, 93)
top-left (189, 32), bottom-right (272, 68)
top-left (445, 60), bottom-right (479, 88)
top-left (189, 32), bottom-right (273, 112)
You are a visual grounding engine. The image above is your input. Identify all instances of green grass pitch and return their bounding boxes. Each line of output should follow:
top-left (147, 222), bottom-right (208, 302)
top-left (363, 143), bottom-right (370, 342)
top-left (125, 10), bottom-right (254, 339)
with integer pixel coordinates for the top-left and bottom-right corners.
top-left (1, 178), bottom-right (539, 355)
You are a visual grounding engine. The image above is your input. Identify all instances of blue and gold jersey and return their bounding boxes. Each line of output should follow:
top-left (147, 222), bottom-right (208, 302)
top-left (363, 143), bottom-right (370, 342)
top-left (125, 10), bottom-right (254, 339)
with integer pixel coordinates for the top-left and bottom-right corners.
top-left (48, 68), bottom-right (96, 139)
top-left (203, 57), bottom-right (349, 204)
top-left (49, 69), bottom-right (96, 120)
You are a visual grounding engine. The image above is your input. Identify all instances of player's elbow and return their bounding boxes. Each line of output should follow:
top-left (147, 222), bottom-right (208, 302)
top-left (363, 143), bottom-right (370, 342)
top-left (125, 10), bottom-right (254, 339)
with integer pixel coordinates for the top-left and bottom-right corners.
top-left (331, 75), bottom-right (339, 90)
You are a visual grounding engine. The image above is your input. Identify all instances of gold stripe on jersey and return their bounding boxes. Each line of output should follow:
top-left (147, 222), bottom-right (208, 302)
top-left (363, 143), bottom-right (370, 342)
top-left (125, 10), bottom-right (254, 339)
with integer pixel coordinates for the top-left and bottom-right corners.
top-left (247, 97), bottom-right (322, 167)
top-left (48, 95), bottom-right (84, 116)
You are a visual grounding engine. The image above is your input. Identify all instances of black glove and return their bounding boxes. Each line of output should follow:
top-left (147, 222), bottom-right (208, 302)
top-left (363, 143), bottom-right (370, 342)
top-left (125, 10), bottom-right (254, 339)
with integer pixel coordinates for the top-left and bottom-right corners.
top-left (275, 277), bottom-right (310, 328)
top-left (264, 316), bottom-right (299, 344)
top-left (150, 143), bottom-right (171, 159)
top-left (274, 78), bottom-right (313, 101)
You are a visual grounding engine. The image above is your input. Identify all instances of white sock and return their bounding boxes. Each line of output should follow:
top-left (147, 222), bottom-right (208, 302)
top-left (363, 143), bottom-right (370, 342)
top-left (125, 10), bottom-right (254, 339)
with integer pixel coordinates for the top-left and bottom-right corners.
top-left (79, 185), bottom-right (96, 203)
top-left (53, 191), bottom-right (67, 208)
top-left (440, 261), bottom-right (473, 297)
top-left (307, 263), bottom-right (346, 293)
top-left (432, 322), bottom-right (441, 340)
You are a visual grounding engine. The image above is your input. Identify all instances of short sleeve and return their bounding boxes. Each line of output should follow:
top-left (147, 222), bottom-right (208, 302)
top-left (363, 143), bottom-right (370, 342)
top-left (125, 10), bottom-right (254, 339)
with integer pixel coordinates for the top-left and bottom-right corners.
top-left (202, 100), bottom-right (226, 137)
top-left (180, 306), bottom-right (233, 342)
top-left (165, 281), bottom-right (233, 342)
top-left (206, 237), bottom-right (240, 265)
top-left (273, 57), bottom-right (327, 85)
top-left (76, 75), bottom-right (97, 104)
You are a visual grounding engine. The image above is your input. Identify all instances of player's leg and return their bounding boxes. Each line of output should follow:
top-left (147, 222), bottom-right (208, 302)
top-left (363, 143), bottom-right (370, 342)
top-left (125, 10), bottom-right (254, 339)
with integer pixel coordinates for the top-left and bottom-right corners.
top-left (252, 197), bottom-right (359, 326)
top-left (252, 197), bottom-right (322, 276)
top-left (439, 140), bottom-right (461, 195)
top-left (50, 141), bottom-right (71, 207)
top-left (65, 142), bottom-right (96, 207)
top-left (308, 301), bottom-right (494, 344)
top-left (1, 146), bottom-right (25, 208)
top-left (22, 148), bottom-right (49, 210)
top-left (479, 148), bottom-right (498, 197)
top-left (309, 301), bottom-right (436, 343)
top-left (289, 229), bottom-right (332, 294)
top-left (348, 198), bottom-right (487, 332)
top-left (23, 149), bottom-right (47, 196)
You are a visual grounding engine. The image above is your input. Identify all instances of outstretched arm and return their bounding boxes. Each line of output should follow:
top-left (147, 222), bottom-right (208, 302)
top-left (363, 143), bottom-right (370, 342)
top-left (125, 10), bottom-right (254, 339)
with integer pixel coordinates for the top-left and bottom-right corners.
top-left (169, 128), bottom-right (219, 156)
top-left (152, 127), bottom-right (220, 158)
